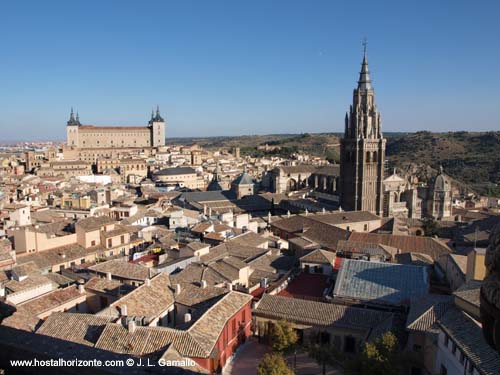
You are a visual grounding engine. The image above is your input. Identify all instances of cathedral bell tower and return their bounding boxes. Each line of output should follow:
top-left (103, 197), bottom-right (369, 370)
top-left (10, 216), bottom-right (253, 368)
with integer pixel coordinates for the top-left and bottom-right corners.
top-left (340, 43), bottom-right (386, 216)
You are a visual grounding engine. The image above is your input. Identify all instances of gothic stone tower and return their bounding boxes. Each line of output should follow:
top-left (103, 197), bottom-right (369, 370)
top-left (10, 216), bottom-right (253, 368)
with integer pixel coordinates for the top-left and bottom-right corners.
top-left (340, 47), bottom-right (386, 216)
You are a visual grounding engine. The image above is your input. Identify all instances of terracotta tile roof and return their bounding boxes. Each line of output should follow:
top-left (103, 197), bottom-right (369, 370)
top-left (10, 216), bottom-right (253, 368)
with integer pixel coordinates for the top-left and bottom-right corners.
top-left (11, 261), bottom-right (41, 278)
top-left (200, 242), bottom-right (268, 264)
top-left (16, 243), bottom-right (105, 270)
top-left (94, 291), bottom-right (250, 359)
top-left (301, 222), bottom-right (350, 250)
top-left (36, 313), bottom-right (114, 346)
top-left (174, 283), bottom-right (227, 307)
top-left (102, 272), bottom-right (174, 322)
top-left (448, 253), bottom-right (468, 274)
top-left (228, 232), bottom-right (268, 248)
top-left (76, 216), bottom-right (116, 231)
top-left (299, 249), bottom-right (335, 264)
top-left (1, 306), bottom-right (41, 332)
top-left (95, 324), bottom-right (206, 358)
top-left (255, 294), bottom-right (392, 330)
top-left (348, 232), bottom-right (452, 261)
top-left (188, 291), bottom-right (252, 356)
top-left (89, 259), bottom-right (151, 281)
top-left (4, 274), bottom-right (57, 293)
top-left (18, 286), bottom-right (85, 317)
top-left (85, 276), bottom-right (135, 296)
top-left (453, 280), bottom-right (482, 308)
top-left (406, 294), bottom-right (453, 332)
top-left (336, 240), bottom-right (397, 258)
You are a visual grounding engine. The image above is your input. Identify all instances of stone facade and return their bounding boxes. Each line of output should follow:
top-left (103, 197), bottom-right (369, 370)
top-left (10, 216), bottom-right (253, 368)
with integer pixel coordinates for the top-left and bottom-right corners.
top-left (65, 107), bottom-right (165, 161)
top-left (340, 49), bottom-right (385, 216)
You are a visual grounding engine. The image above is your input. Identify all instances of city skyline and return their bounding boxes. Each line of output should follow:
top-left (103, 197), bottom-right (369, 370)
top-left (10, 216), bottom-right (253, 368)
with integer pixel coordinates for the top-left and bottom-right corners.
top-left (1, 0), bottom-right (500, 140)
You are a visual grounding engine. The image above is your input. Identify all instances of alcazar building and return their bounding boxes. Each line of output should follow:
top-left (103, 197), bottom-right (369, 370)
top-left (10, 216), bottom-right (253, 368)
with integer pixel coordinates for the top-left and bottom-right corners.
top-left (63, 107), bottom-right (166, 162)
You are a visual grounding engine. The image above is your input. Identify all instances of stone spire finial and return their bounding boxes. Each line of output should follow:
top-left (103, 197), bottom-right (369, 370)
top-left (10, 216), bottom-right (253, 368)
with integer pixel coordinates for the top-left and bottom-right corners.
top-left (358, 39), bottom-right (372, 90)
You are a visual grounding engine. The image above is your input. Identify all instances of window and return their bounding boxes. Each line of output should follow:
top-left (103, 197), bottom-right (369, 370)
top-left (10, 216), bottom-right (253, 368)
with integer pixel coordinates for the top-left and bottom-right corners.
top-left (344, 336), bottom-right (356, 353)
top-left (231, 319), bottom-right (236, 336)
top-left (364, 224), bottom-right (368, 231)
top-left (108, 238), bottom-right (112, 248)
top-left (242, 309), bottom-right (246, 322)
top-left (91, 240), bottom-right (96, 247)
top-left (120, 235), bottom-right (125, 244)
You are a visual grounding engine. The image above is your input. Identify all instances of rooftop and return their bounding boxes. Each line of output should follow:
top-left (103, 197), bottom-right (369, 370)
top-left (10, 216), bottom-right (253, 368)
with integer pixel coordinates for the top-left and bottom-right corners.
top-left (333, 259), bottom-right (429, 305)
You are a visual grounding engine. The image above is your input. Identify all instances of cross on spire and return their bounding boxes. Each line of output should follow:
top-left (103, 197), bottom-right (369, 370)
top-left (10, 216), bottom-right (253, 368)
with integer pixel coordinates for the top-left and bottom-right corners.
top-left (362, 37), bottom-right (368, 56)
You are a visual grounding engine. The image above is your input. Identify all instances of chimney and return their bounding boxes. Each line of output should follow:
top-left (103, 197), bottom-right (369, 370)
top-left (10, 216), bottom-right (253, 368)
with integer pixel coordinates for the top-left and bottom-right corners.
top-left (127, 320), bottom-right (136, 333)
top-left (226, 282), bottom-right (233, 291)
top-left (78, 284), bottom-right (85, 294)
top-left (106, 272), bottom-right (112, 281)
top-left (175, 284), bottom-right (182, 295)
top-left (201, 280), bottom-right (207, 289)
top-left (145, 278), bottom-right (151, 287)
top-left (184, 313), bottom-right (192, 323)
top-left (121, 304), bottom-right (128, 316)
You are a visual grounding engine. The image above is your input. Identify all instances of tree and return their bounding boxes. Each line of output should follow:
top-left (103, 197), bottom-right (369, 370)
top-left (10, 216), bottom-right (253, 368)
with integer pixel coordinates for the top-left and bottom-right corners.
top-left (257, 353), bottom-right (294, 375)
top-left (268, 320), bottom-right (298, 353)
top-left (346, 332), bottom-right (401, 375)
top-left (308, 343), bottom-right (343, 375)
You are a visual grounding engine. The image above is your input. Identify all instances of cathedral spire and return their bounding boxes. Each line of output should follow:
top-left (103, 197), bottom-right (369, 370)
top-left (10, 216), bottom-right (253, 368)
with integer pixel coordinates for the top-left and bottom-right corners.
top-left (358, 39), bottom-right (372, 90)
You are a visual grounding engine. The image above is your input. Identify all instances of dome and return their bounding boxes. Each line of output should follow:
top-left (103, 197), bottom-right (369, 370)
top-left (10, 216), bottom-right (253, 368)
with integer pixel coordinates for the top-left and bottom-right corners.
top-left (433, 172), bottom-right (451, 192)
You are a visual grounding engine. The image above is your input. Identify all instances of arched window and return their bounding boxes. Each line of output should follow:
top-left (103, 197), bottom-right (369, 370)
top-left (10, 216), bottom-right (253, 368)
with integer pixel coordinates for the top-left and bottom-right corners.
top-left (366, 152), bottom-right (371, 162)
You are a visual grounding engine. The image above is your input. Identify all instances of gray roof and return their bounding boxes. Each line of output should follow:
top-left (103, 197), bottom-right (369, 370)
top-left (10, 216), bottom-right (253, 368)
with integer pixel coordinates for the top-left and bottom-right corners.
top-left (333, 259), bottom-right (429, 305)
top-left (453, 280), bottom-right (482, 308)
top-left (232, 173), bottom-right (253, 185)
top-left (179, 190), bottom-right (235, 203)
top-left (155, 167), bottom-right (196, 176)
top-left (438, 306), bottom-right (500, 375)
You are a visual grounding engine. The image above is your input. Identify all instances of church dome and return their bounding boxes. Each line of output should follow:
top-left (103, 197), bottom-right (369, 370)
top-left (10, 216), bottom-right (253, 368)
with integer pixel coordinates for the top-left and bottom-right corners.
top-left (433, 168), bottom-right (451, 192)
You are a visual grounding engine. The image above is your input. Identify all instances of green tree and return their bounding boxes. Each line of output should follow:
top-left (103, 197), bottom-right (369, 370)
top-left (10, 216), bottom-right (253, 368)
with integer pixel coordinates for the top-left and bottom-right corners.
top-left (268, 320), bottom-right (298, 353)
top-left (257, 353), bottom-right (294, 375)
top-left (346, 332), bottom-right (401, 375)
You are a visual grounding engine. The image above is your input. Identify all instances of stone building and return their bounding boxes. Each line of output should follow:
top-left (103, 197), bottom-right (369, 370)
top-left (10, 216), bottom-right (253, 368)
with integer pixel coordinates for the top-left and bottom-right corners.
top-left (340, 47), bottom-right (385, 216)
top-left (383, 167), bottom-right (453, 220)
top-left (64, 107), bottom-right (166, 162)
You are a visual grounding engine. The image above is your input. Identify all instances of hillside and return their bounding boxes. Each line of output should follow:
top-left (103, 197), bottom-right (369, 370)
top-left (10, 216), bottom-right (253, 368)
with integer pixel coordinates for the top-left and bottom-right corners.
top-left (170, 131), bottom-right (500, 197)
top-left (386, 131), bottom-right (500, 196)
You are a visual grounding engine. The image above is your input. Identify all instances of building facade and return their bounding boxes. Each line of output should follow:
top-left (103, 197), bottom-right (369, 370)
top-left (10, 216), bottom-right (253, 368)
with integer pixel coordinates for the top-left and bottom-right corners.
top-left (65, 107), bottom-right (166, 159)
top-left (340, 48), bottom-right (386, 216)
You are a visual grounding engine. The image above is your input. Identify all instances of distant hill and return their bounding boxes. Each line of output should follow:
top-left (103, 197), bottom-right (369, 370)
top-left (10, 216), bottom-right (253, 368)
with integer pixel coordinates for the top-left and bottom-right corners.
top-left (386, 131), bottom-right (500, 196)
top-left (169, 131), bottom-right (500, 197)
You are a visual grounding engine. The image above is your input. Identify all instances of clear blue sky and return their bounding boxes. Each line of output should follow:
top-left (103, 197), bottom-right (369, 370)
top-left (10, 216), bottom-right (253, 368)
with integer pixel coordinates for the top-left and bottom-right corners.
top-left (1, 0), bottom-right (499, 140)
